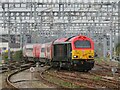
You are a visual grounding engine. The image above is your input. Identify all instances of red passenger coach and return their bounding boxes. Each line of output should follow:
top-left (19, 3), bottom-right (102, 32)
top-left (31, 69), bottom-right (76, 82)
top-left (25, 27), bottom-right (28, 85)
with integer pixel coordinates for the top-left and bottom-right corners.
top-left (45, 42), bottom-right (53, 60)
top-left (23, 44), bottom-right (34, 62)
top-left (33, 44), bottom-right (41, 61)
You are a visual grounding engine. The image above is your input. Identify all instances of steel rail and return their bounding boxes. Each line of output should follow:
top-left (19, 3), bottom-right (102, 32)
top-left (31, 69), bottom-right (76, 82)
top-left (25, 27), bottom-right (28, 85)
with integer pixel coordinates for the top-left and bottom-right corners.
top-left (6, 64), bottom-right (33, 89)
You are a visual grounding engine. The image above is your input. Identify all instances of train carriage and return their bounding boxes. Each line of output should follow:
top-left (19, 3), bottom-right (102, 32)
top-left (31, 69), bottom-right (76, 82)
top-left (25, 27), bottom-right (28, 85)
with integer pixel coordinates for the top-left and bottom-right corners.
top-left (39, 44), bottom-right (46, 63)
top-left (40, 44), bottom-right (46, 59)
top-left (23, 44), bottom-right (34, 62)
top-left (33, 44), bottom-right (41, 62)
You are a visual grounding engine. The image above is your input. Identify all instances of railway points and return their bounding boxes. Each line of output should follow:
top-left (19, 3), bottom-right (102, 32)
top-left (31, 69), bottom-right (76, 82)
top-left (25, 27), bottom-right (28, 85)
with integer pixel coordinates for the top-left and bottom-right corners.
top-left (8, 67), bottom-right (50, 88)
top-left (0, 0), bottom-right (120, 89)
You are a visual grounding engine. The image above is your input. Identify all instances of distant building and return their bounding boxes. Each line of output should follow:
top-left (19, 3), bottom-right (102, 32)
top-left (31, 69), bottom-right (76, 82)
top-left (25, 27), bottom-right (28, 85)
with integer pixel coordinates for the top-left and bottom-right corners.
top-left (0, 27), bottom-right (31, 53)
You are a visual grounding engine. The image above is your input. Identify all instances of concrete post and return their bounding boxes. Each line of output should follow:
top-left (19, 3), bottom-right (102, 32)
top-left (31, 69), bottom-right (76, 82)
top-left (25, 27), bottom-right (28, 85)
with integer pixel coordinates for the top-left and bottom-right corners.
top-left (19, 16), bottom-right (23, 61)
top-left (103, 36), bottom-right (107, 58)
top-left (110, 32), bottom-right (113, 60)
top-left (8, 3), bottom-right (11, 60)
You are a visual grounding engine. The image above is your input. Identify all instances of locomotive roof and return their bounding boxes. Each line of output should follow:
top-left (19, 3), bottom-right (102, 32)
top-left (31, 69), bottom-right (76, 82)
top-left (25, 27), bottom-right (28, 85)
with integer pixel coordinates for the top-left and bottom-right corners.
top-left (68, 35), bottom-right (91, 41)
top-left (25, 44), bottom-right (35, 48)
top-left (53, 35), bottom-right (92, 44)
top-left (53, 41), bottom-right (71, 45)
top-left (54, 38), bottom-right (68, 42)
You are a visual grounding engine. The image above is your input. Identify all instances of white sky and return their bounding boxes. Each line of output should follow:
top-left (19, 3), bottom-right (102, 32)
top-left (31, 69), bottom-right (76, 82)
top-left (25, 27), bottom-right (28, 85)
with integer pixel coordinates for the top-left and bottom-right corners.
top-left (0, 0), bottom-right (120, 3)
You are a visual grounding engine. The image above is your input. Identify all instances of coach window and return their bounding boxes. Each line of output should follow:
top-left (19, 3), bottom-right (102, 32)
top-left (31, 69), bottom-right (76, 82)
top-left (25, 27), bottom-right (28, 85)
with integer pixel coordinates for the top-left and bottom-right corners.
top-left (41, 48), bottom-right (45, 52)
top-left (27, 48), bottom-right (33, 51)
top-left (2, 47), bottom-right (6, 50)
top-left (47, 47), bottom-right (50, 52)
top-left (74, 40), bottom-right (91, 48)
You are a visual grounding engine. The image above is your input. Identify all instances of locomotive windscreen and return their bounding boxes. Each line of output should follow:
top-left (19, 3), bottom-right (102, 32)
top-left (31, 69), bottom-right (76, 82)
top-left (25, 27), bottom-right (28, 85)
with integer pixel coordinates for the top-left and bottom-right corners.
top-left (74, 40), bottom-right (91, 48)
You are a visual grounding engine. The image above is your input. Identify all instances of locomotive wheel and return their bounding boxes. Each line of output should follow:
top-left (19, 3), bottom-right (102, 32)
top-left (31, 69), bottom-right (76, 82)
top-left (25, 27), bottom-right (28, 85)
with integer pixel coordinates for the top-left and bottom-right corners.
top-left (24, 57), bottom-right (29, 63)
top-left (68, 67), bottom-right (73, 71)
top-left (68, 62), bottom-right (73, 71)
top-left (84, 69), bottom-right (89, 72)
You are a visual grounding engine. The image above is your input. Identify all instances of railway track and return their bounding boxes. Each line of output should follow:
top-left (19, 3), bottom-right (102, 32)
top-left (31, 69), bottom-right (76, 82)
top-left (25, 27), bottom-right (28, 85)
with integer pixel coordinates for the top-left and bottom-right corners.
top-left (41, 63), bottom-right (119, 89)
top-left (1, 60), bottom-right (25, 73)
top-left (6, 63), bottom-right (34, 89)
top-left (6, 64), bottom-right (57, 89)
top-left (64, 71), bottom-right (118, 88)
top-left (40, 66), bottom-right (67, 88)
top-left (39, 59), bottom-right (119, 89)
top-left (46, 70), bottom-right (118, 89)
top-left (43, 68), bottom-right (97, 88)
top-left (93, 63), bottom-right (120, 77)
top-left (4, 60), bottom-right (119, 89)
top-left (44, 70), bottom-right (96, 89)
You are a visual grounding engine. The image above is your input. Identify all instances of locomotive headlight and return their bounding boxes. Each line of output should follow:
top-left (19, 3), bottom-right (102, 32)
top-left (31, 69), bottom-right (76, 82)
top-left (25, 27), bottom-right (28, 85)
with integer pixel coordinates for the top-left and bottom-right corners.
top-left (73, 55), bottom-right (78, 58)
top-left (89, 56), bottom-right (93, 58)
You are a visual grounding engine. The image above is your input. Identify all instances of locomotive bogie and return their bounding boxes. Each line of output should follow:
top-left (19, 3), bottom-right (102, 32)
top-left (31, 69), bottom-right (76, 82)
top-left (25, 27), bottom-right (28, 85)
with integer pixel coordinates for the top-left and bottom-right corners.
top-left (71, 60), bottom-right (94, 71)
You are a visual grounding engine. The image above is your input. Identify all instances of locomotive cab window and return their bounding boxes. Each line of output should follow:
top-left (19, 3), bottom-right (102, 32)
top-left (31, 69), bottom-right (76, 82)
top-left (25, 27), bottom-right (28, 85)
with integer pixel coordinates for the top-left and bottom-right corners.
top-left (74, 40), bottom-right (91, 48)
